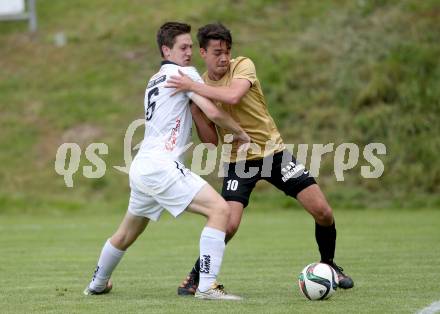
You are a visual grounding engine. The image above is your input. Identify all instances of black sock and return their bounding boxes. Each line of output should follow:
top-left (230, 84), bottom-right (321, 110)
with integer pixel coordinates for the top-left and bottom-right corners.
top-left (190, 257), bottom-right (200, 281)
top-left (315, 222), bottom-right (336, 264)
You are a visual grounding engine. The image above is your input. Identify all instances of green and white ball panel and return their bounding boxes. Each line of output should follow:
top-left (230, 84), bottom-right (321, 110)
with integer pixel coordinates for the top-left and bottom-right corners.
top-left (298, 263), bottom-right (338, 300)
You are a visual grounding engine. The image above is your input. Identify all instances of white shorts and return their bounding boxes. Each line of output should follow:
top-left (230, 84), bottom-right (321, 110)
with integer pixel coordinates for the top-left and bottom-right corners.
top-left (127, 157), bottom-right (207, 221)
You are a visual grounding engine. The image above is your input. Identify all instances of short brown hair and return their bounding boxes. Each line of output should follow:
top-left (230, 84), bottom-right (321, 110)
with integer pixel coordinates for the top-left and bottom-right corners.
top-left (197, 23), bottom-right (232, 50)
top-left (156, 22), bottom-right (191, 57)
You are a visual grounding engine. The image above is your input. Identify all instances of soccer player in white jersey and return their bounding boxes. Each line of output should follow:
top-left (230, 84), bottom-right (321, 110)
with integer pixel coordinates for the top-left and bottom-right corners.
top-left (83, 22), bottom-right (250, 300)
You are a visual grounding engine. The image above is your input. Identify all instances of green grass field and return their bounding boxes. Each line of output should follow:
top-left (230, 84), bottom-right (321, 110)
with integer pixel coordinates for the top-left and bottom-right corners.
top-left (1, 209), bottom-right (439, 313)
top-left (1, 2), bottom-right (440, 313)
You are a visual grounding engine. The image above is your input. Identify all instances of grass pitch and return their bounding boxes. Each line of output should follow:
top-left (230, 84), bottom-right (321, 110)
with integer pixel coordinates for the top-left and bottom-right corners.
top-left (1, 208), bottom-right (439, 313)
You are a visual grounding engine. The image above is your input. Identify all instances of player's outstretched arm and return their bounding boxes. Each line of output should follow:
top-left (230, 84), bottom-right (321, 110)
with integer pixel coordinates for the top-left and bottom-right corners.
top-left (167, 70), bottom-right (251, 105)
top-left (190, 102), bottom-right (218, 147)
top-left (190, 93), bottom-right (250, 151)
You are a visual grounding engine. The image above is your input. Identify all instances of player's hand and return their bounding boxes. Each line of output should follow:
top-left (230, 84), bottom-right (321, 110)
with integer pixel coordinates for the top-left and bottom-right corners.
top-left (165, 69), bottom-right (194, 96)
top-left (235, 131), bottom-right (251, 154)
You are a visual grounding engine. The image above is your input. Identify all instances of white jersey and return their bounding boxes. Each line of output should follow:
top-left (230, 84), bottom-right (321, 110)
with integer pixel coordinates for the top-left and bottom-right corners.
top-left (135, 61), bottom-right (204, 163)
top-left (128, 61), bottom-right (207, 221)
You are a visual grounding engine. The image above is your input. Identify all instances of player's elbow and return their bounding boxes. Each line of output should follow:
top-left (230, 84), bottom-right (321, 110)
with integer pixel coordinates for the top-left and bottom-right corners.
top-left (228, 94), bottom-right (241, 105)
top-left (227, 88), bottom-right (246, 105)
top-left (204, 108), bottom-right (222, 123)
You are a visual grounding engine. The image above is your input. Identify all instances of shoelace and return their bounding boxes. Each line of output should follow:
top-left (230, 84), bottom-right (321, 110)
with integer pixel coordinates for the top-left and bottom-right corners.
top-left (331, 263), bottom-right (345, 275)
top-left (335, 264), bottom-right (343, 271)
top-left (183, 274), bottom-right (198, 287)
top-left (212, 284), bottom-right (226, 294)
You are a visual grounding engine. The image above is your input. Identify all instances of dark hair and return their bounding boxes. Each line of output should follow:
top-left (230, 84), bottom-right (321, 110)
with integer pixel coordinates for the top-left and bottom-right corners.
top-left (197, 23), bottom-right (232, 50)
top-left (156, 22), bottom-right (191, 57)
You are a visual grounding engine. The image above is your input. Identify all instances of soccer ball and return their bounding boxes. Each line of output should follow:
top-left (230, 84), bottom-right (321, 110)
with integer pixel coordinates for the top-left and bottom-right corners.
top-left (298, 263), bottom-right (338, 300)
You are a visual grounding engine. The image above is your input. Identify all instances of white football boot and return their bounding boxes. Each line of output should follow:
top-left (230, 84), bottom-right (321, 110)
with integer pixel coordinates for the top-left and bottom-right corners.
top-left (195, 282), bottom-right (242, 301)
top-left (83, 280), bottom-right (113, 295)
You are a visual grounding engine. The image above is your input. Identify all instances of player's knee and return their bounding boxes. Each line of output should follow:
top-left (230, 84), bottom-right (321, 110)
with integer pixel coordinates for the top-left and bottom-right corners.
top-left (226, 220), bottom-right (239, 238)
top-left (207, 198), bottom-right (229, 221)
top-left (111, 232), bottom-right (131, 250)
top-left (313, 202), bottom-right (333, 225)
top-left (216, 200), bottom-right (231, 219)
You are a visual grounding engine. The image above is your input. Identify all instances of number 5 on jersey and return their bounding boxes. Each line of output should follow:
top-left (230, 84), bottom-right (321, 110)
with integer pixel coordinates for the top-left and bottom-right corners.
top-left (146, 87), bottom-right (159, 121)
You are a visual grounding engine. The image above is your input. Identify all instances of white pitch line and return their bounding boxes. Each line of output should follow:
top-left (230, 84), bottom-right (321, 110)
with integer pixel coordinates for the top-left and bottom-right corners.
top-left (417, 301), bottom-right (440, 314)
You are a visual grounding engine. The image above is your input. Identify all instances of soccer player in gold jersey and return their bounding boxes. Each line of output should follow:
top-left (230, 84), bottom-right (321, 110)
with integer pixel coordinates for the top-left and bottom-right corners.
top-left (166, 23), bottom-right (354, 294)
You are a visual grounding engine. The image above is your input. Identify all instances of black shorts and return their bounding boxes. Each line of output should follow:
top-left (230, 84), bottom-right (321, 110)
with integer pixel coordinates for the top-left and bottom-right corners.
top-left (221, 150), bottom-right (316, 208)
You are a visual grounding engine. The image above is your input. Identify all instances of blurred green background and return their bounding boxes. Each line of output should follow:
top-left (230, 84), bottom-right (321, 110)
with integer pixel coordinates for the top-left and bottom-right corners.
top-left (1, 0), bottom-right (439, 214)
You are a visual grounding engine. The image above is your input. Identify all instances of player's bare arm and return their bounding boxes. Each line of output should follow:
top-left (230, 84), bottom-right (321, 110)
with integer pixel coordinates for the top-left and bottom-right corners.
top-left (189, 93), bottom-right (250, 151)
top-left (190, 103), bottom-right (218, 146)
top-left (167, 69), bottom-right (251, 105)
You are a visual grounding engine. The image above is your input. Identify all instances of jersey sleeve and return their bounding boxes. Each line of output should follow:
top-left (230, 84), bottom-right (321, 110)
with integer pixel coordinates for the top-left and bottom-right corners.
top-left (180, 66), bottom-right (204, 99)
top-left (232, 58), bottom-right (257, 86)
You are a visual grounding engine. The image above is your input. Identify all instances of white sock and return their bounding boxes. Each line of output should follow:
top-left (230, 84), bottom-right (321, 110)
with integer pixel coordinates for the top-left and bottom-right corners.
top-left (89, 239), bottom-right (125, 292)
top-left (198, 227), bottom-right (226, 292)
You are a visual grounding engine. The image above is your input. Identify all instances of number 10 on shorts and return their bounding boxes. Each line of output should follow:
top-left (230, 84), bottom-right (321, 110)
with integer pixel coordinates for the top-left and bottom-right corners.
top-left (226, 179), bottom-right (238, 191)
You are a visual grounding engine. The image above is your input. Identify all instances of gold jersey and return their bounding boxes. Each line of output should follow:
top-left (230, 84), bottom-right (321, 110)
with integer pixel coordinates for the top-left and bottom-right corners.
top-left (202, 56), bottom-right (284, 162)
